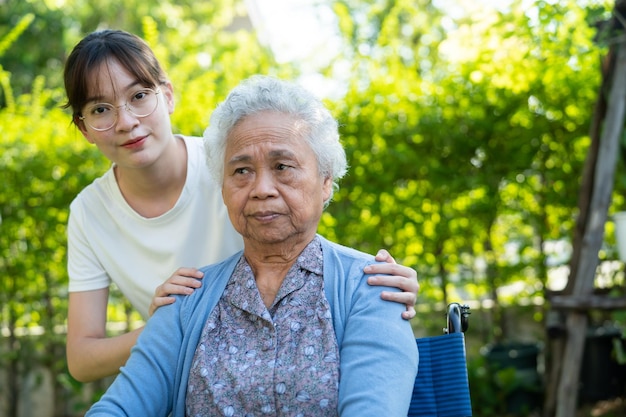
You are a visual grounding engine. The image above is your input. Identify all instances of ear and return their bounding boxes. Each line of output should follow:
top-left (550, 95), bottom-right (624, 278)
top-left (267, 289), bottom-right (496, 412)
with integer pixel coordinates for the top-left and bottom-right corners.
top-left (322, 176), bottom-right (333, 202)
top-left (161, 81), bottom-right (175, 115)
top-left (75, 116), bottom-right (95, 144)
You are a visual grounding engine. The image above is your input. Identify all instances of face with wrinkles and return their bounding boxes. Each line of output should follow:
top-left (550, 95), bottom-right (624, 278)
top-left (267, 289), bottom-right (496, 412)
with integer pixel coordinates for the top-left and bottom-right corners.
top-left (222, 111), bottom-right (332, 248)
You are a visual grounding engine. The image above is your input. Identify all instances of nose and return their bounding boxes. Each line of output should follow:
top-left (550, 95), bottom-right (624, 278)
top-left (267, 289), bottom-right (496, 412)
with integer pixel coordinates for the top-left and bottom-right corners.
top-left (114, 103), bottom-right (140, 131)
top-left (251, 169), bottom-right (278, 199)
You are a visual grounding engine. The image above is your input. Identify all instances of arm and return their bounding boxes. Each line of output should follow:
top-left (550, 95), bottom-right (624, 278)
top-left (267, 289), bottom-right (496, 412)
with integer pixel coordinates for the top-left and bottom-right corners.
top-left (365, 249), bottom-right (419, 319)
top-left (338, 272), bottom-right (418, 416)
top-left (68, 265), bottom-right (203, 381)
top-left (67, 289), bottom-right (143, 382)
top-left (66, 203), bottom-right (146, 382)
top-left (85, 297), bottom-right (184, 417)
top-left (86, 260), bottom-right (237, 417)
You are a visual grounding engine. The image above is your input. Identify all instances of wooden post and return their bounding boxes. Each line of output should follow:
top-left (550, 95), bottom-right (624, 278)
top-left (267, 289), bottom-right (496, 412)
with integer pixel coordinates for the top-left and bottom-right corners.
top-left (555, 38), bottom-right (626, 417)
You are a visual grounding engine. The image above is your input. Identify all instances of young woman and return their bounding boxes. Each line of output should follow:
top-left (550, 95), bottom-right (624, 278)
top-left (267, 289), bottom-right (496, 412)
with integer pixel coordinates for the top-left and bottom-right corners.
top-left (63, 29), bottom-right (419, 382)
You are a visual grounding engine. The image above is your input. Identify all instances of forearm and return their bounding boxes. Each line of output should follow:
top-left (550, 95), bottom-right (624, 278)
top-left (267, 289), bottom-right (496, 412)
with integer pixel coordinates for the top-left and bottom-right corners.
top-left (86, 302), bottom-right (186, 416)
top-left (67, 326), bottom-right (144, 382)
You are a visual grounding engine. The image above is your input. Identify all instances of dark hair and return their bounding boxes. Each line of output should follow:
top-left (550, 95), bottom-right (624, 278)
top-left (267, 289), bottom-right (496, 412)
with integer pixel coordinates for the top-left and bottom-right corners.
top-left (63, 29), bottom-right (168, 123)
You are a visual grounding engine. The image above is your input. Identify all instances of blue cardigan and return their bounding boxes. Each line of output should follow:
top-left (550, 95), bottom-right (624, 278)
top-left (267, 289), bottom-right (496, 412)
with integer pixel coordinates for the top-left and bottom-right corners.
top-left (86, 235), bottom-right (418, 416)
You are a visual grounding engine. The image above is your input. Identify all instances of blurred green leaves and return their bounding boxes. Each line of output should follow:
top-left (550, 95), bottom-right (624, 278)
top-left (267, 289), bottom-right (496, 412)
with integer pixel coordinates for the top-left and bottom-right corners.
top-left (320, 0), bottom-right (610, 338)
top-left (0, 1), bottom-right (620, 409)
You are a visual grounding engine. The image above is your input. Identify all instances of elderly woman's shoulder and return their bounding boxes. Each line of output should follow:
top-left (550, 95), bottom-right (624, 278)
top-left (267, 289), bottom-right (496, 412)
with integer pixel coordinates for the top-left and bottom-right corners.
top-left (318, 235), bottom-right (375, 263)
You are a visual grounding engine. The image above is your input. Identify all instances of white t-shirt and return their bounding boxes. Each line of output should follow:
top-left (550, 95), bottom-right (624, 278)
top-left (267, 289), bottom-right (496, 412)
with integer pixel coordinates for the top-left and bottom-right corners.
top-left (67, 135), bottom-right (244, 319)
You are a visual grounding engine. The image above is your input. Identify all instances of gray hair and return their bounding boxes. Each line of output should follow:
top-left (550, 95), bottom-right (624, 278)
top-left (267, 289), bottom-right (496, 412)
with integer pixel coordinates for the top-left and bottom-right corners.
top-left (203, 75), bottom-right (347, 205)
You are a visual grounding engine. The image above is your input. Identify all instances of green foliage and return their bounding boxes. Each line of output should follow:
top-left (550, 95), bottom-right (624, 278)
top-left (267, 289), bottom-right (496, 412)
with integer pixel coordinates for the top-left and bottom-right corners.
top-left (0, 70), bottom-right (109, 414)
top-left (0, 13), bottom-right (34, 57)
top-left (0, 78), bottom-right (102, 331)
top-left (468, 342), bottom-right (544, 416)
top-left (467, 353), bottom-right (508, 415)
top-left (321, 0), bottom-right (609, 340)
top-left (0, 0), bottom-right (621, 414)
top-left (0, 1), bottom-right (66, 100)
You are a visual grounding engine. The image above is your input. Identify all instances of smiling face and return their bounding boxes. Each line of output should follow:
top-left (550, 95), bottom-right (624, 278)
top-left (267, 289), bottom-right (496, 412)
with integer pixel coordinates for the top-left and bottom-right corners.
top-left (222, 111), bottom-right (332, 250)
top-left (77, 58), bottom-right (175, 170)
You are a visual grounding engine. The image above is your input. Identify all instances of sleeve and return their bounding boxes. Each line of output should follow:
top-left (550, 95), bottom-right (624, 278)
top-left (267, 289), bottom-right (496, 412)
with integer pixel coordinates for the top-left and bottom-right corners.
top-left (85, 299), bottom-right (184, 417)
top-left (67, 202), bottom-right (110, 292)
top-left (337, 263), bottom-right (419, 417)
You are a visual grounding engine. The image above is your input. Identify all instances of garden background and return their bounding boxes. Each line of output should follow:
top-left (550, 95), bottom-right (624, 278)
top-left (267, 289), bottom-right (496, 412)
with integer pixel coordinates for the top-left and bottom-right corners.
top-left (1, 0), bottom-right (625, 416)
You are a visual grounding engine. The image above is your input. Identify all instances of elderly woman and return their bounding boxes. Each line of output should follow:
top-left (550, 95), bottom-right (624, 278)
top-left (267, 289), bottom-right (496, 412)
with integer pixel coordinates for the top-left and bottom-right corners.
top-left (86, 75), bottom-right (418, 417)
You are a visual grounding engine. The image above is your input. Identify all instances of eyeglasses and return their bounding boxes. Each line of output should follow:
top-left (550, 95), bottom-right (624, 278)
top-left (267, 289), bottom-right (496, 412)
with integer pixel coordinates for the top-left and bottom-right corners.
top-left (79, 88), bottom-right (161, 131)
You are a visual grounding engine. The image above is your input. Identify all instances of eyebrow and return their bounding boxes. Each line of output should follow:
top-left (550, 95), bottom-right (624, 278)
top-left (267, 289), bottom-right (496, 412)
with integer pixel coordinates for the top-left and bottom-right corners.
top-left (226, 149), bottom-right (298, 166)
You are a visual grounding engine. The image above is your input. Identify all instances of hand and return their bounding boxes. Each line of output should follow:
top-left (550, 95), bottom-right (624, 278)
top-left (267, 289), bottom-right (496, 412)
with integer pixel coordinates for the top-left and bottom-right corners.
top-left (148, 267), bottom-right (204, 316)
top-left (364, 249), bottom-right (419, 320)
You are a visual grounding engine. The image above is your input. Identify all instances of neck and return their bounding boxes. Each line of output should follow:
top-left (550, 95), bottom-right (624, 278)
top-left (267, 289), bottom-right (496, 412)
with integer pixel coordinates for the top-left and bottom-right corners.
top-left (244, 235), bottom-right (315, 308)
top-left (115, 135), bottom-right (187, 217)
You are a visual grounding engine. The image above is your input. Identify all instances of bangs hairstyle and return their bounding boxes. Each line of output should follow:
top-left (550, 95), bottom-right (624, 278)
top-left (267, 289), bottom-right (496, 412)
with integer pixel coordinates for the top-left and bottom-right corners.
top-left (63, 29), bottom-right (168, 122)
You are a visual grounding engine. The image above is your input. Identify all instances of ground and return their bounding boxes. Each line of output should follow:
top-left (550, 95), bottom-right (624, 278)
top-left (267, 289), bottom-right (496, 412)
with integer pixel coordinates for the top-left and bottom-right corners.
top-left (576, 398), bottom-right (626, 417)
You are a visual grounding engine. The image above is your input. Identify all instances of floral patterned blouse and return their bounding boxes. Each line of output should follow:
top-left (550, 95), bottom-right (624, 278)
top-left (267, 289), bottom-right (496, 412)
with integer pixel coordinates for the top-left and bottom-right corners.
top-left (186, 237), bottom-right (340, 416)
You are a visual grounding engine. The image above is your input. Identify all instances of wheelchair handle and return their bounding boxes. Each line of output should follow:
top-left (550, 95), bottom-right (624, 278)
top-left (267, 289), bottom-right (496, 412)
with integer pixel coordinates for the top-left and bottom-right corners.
top-left (444, 302), bottom-right (470, 334)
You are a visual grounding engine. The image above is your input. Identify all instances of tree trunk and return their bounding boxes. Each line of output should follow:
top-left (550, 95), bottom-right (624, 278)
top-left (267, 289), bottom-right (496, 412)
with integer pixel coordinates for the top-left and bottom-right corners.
top-left (542, 27), bottom-right (611, 417)
top-left (555, 38), bottom-right (626, 417)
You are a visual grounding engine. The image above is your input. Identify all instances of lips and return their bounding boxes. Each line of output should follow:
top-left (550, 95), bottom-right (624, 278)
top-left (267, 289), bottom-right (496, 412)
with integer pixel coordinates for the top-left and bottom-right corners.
top-left (250, 211), bottom-right (280, 222)
top-left (121, 136), bottom-right (147, 148)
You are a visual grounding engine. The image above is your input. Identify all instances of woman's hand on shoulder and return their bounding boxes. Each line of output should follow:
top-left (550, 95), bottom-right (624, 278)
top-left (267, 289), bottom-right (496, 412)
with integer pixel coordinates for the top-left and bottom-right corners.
top-left (363, 249), bottom-right (419, 320)
top-left (149, 267), bottom-right (204, 316)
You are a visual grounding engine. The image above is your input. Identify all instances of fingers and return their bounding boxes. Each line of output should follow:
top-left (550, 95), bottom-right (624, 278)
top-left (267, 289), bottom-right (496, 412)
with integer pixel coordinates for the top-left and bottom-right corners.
top-left (149, 267), bottom-right (204, 316)
top-left (154, 268), bottom-right (204, 297)
top-left (371, 279), bottom-right (417, 307)
top-left (365, 262), bottom-right (411, 278)
top-left (365, 264), bottom-right (419, 295)
top-left (402, 306), bottom-right (417, 320)
top-left (374, 249), bottom-right (395, 264)
top-left (149, 296), bottom-right (176, 317)
top-left (154, 277), bottom-right (201, 298)
top-left (365, 257), bottom-right (419, 321)
top-left (172, 267), bottom-right (204, 280)
top-left (379, 290), bottom-right (417, 321)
